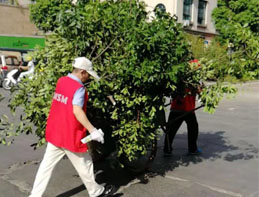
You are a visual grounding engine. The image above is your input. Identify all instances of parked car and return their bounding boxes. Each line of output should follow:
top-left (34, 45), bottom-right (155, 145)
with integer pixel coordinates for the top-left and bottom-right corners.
top-left (0, 66), bottom-right (8, 87)
top-left (0, 55), bottom-right (21, 72)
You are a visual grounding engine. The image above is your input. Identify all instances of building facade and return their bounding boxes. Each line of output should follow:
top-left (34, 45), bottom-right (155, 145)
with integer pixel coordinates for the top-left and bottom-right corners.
top-left (0, 0), bottom-right (217, 51)
top-left (144, 0), bottom-right (218, 41)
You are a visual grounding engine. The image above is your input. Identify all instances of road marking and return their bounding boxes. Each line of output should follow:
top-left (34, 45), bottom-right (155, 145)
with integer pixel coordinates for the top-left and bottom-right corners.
top-left (228, 108), bottom-right (236, 111)
top-left (165, 175), bottom-right (189, 182)
top-left (116, 178), bottom-right (141, 193)
top-left (197, 182), bottom-right (242, 197)
top-left (118, 174), bottom-right (244, 197)
top-left (164, 175), bottom-right (243, 197)
top-left (249, 191), bottom-right (259, 197)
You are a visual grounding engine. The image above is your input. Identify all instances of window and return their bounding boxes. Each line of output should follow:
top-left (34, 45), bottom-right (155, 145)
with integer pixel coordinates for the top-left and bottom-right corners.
top-left (155, 3), bottom-right (166, 13)
top-left (198, 0), bottom-right (207, 25)
top-left (154, 3), bottom-right (166, 18)
top-left (5, 57), bottom-right (19, 66)
top-left (0, 0), bottom-right (9, 4)
top-left (183, 0), bottom-right (193, 21)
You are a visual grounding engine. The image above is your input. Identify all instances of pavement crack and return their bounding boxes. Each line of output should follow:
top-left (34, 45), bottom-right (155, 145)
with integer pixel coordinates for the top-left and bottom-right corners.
top-left (1, 175), bottom-right (31, 194)
top-left (0, 160), bottom-right (40, 176)
top-left (0, 160), bottom-right (40, 195)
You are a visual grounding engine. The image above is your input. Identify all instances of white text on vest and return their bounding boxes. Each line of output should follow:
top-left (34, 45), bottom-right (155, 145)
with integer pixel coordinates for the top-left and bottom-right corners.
top-left (53, 93), bottom-right (68, 104)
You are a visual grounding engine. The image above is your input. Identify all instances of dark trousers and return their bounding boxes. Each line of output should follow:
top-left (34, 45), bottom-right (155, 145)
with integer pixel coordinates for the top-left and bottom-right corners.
top-left (164, 111), bottom-right (199, 153)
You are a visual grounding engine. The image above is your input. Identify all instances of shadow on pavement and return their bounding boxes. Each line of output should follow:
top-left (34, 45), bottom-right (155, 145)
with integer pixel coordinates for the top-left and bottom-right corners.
top-left (54, 130), bottom-right (258, 196)
top-left (56, 183), bottom-right (123, 197)
top-left (150, 131), bottom-right (258, 175)
top-left (55, 156), bottom-right (139, 197)
top-left (56, 185), bottom-right (85, 197)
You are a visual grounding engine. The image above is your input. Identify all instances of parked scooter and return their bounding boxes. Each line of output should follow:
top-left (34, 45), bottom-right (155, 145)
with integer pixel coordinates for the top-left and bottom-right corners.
top-left (2, 55), bottom-right (35, 90)
top-left (2, 68), bottom-right (21, 90)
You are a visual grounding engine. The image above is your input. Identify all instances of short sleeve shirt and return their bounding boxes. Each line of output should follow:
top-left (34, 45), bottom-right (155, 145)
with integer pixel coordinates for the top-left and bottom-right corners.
top-left (27, 61), bottom-right (35, 73)
top-left (67, 73), bottom-right (85, 107)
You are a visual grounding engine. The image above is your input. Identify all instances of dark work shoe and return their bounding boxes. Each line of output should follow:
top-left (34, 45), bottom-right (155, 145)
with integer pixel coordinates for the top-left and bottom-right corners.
top-left (98, 185), bottom-right (116, 197)
top-left (188, 148), bottom-right (202, 156)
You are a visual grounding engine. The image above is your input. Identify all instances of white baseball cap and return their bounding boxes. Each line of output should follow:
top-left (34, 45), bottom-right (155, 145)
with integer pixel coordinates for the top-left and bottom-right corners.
top-left (72, 57), bottom-right (100, 80)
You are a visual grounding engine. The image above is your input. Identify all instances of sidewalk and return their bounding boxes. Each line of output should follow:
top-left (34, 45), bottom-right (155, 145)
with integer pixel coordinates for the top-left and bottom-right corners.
top-left (0, 82), bottom-right (258, 197)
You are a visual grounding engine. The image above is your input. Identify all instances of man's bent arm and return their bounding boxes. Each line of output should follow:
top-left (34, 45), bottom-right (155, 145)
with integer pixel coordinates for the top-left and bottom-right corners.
top-left (73, 105), bottom-right (95, 133)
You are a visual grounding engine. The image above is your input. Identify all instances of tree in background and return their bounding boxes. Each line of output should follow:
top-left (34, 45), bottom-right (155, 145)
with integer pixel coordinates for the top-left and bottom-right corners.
top-left (212, 0), bottom-right (259, 80)
top-left (0, 0), bottom-right (236, 164)
top-left (185, 34), bottom-right (235, 81)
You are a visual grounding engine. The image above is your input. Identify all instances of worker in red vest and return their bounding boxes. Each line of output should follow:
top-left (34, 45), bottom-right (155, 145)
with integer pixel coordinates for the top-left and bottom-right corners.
top-left (29, 57), bottom-right (114, 197)
top-left (164, 59), bottom-right (202, 156)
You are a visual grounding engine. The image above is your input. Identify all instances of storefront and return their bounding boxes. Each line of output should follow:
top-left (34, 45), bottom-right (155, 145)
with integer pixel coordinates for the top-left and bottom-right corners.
top-left (0, 35), bottom-right (45, 52)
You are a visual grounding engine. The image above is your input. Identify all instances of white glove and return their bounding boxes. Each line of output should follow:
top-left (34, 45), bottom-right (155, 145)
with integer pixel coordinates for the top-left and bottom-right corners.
top-left (97, 128), bottom-right (104, 137)
top-left (90, 128), bottom-right (104, 144)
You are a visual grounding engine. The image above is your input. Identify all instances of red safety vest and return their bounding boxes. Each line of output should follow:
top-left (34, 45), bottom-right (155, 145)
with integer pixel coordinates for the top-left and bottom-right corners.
top-left (45, 76), bottom-right (88, 152)
top-left (171, 89), bottom-right (196, 112)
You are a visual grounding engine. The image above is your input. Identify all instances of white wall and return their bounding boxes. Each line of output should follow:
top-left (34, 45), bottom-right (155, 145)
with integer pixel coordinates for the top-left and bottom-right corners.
top-left (144, 0), bottom-right (174, 14)
top-left (17, 0), bottom-right (31, 8)
top-left (0, 4), bottom-right (38, 36)
top-left (143, 0), bottom-right (218, 38)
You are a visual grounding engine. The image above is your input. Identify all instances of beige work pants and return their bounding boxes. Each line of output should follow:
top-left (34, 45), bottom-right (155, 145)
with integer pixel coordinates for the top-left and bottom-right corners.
top-left (29, 142), bottom-right (104, 197)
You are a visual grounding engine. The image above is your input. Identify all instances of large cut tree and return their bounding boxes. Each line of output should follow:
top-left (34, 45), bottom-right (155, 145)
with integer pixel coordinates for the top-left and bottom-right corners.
top-left (1, 0), bottom-right (235, 164)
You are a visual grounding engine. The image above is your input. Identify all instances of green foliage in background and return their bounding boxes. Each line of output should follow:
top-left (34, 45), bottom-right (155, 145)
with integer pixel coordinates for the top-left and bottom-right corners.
top-left (1, 0), bottom-right (236, 162)
top-left (212, 0), bottom-right (258, 40)
top-left (186, 35), bottom-right (229, 79)
top-left (186, 34), bottom-right (238, 81)
top-left (212, 0), bottom-right (259, 79)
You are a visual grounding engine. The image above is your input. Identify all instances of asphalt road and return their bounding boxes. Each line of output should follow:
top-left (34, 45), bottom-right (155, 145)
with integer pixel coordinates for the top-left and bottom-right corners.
top-left (148, 81), bottom-right (259, 197)
top-left (0, 81), bottom-right (258, 197)
top-left (0, 88), bottom-right (45, 170)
